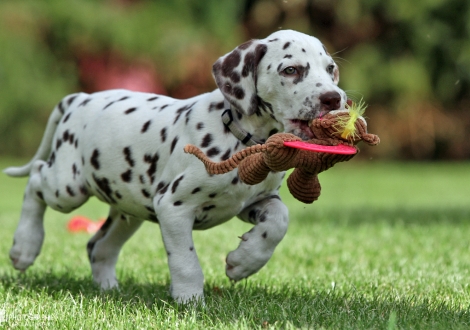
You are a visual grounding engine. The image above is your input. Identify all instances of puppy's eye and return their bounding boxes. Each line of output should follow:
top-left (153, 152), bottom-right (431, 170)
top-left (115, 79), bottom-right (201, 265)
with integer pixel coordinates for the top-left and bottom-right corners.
top-left (283, 67), bottom-right (297, 75)
top-left (327, 64), bottom-right (335, 74)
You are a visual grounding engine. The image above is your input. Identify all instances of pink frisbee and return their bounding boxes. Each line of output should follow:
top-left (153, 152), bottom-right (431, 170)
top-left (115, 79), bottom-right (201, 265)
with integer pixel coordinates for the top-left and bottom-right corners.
top-left (283, 141), bottom-right (357, 155)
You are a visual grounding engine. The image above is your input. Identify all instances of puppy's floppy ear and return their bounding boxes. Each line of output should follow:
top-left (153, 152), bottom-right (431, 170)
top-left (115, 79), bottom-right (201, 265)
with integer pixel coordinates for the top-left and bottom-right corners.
top-left (212, 39), bottom-right (268, 116)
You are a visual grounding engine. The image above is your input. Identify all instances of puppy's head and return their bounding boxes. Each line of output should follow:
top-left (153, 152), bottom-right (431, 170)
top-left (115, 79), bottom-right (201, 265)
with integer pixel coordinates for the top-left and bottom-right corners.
top-left (213, 30), bottom-right (348, 140)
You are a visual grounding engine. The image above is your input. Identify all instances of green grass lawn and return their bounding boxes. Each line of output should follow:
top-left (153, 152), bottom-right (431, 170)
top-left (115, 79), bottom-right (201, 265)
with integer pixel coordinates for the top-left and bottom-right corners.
top-left (0, 158), bottom-right (469, 329)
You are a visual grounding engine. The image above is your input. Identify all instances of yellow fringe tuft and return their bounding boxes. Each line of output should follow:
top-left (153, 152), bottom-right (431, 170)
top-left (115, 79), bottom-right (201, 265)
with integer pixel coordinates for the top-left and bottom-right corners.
top-left (337, 99), bottom-right (367, 140)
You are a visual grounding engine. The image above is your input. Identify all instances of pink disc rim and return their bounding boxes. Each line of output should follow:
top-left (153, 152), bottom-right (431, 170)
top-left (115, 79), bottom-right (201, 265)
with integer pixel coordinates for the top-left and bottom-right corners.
top-left (283, 141), bottom-right (357, 155)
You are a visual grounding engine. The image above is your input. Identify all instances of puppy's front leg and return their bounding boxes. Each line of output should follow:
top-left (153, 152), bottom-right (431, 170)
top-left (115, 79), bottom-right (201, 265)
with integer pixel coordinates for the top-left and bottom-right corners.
top-left (156, 200), bottom-right (204, 303)
top-left (227, 196), bottom-right (289, 281)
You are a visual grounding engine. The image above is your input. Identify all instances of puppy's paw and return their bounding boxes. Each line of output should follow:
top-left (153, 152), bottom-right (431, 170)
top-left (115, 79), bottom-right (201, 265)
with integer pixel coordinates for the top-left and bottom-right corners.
top-left (225, 233), bottom-right (272, 281)
top-left (9, 235), bottom-right (44, 271)
top-left (172, 291), bottom-right (205, 305)
top-left (91, 260), bottom-right (119, 290)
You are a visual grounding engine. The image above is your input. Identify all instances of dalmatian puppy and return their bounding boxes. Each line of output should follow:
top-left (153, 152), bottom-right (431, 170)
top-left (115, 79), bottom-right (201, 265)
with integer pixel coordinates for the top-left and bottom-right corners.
top-left (5, 30), bottom-right (348, 303)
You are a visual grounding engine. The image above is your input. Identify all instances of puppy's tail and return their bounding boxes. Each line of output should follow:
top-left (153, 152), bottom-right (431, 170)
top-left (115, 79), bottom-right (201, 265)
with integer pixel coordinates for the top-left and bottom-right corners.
top-left (3, 94), bottom-right (79, 177)
top-left (184, 143), bottom-right (267, 175)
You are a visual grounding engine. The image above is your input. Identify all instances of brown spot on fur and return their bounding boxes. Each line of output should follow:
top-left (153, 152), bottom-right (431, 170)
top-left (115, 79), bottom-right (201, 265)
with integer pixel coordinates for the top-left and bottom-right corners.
top-left (90, 149), bottom-right (100, 170)
top-left (201, 134), bottom-right (213, 148)
top-left (233, 87), bottom-right (245, 100)
top-left (121, 169), bottom-right (132, 182)
top-left (238, 40), bottom-right (253, 50)
top-left (222, 50), bottom-right (241, 77)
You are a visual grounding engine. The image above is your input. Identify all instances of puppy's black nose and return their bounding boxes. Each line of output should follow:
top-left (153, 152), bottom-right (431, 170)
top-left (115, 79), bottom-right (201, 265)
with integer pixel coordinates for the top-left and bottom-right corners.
top-left (319, 91), bottom-right (341, 111)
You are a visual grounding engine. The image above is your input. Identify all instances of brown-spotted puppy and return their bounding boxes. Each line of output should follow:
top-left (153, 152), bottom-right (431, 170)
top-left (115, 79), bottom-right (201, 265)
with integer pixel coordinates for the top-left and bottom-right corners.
top-left (5, 29), bottom-right (348, 303)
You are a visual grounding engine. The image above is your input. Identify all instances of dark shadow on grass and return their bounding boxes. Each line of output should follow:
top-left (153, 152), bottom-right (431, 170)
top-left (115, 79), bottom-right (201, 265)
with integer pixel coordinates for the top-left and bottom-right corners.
top-left (0, 270), bottom-right (174, 308)
top-left (300, 206), bottom-right (470, 227)
top-left (1, 270), bottom-right (469, 328)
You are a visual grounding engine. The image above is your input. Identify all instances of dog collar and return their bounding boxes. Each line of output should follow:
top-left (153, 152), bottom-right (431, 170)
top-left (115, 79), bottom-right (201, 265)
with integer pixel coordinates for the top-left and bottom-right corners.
top-left (221, 100), bottom-right (262, 146)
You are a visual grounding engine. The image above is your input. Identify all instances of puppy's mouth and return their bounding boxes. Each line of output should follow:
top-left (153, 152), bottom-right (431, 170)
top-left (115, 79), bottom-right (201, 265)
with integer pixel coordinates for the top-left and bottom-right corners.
top-left (288, 100), bottom-right (353, 140)
top-left (288, 110), bottom-right (336, 140)
top-left (288, 119), bottom-right (314, 140)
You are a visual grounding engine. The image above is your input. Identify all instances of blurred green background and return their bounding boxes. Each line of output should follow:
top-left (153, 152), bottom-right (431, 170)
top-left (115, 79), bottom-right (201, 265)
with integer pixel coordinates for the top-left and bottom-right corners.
top-left (1, 0), bottom-right (469, 160)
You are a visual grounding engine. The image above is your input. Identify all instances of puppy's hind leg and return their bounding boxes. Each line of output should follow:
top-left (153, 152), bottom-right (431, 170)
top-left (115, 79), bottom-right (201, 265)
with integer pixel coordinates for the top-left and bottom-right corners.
top-left (10, 156), bottom-right (90, 271)
top-left (10, 161), bottom-right (48, 271)
top-left (87, 208), bottom-right (143, 289)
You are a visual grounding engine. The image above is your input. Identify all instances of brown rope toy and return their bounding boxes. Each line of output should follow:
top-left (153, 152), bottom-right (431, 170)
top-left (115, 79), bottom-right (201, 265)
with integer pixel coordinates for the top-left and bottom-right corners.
top-left (185, 105), bottom-right (380, 204)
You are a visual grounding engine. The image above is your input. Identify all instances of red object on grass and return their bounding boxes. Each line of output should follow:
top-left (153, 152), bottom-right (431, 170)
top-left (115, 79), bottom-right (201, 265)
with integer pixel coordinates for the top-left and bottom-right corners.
top-left (283, 141), bottom-right (357, 155)
top-left (67, 216), bottom-right (104, 234)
